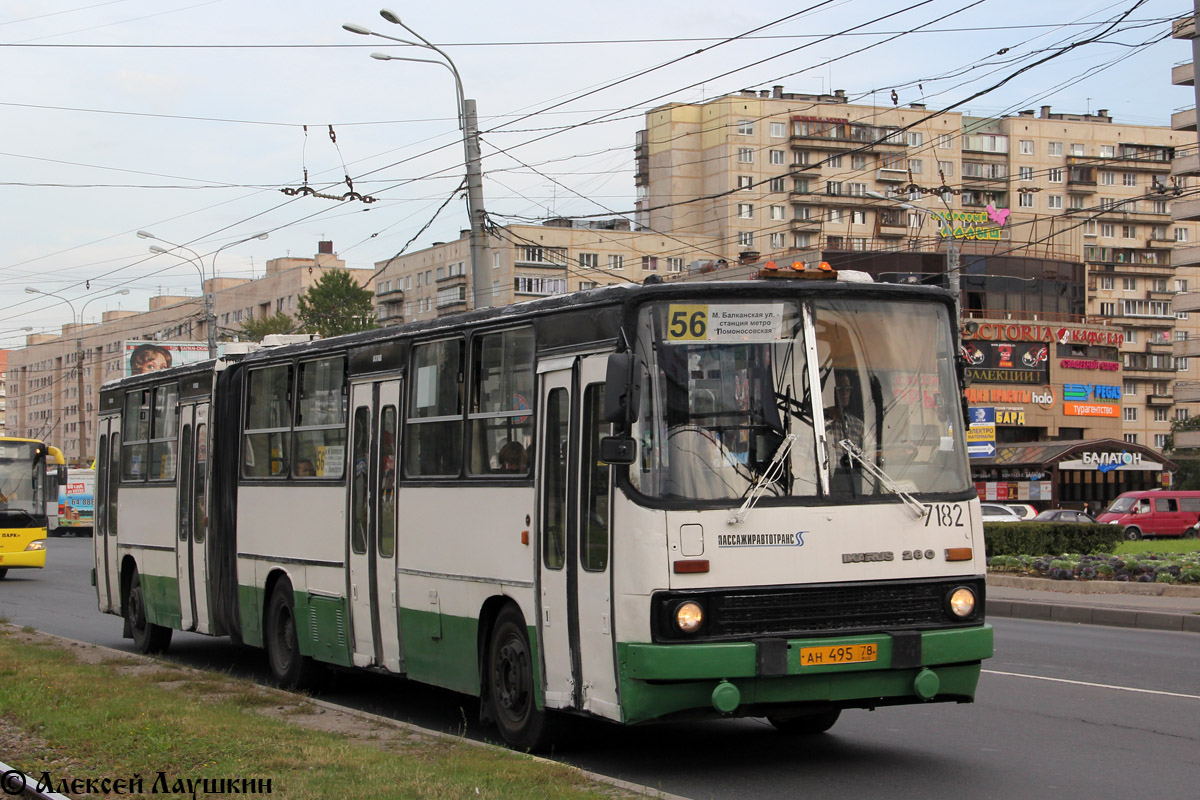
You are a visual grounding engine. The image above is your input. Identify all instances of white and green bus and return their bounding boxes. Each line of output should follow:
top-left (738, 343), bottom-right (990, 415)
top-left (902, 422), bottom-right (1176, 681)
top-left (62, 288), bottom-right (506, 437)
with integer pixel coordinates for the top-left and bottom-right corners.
top-left (92, 272), bottom-right (992, 750)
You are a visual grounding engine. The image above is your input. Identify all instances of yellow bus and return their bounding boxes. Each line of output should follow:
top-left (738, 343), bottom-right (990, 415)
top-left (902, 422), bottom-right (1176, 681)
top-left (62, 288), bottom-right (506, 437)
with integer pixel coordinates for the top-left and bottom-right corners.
top-left (0, 438), bottom-right (65, 579)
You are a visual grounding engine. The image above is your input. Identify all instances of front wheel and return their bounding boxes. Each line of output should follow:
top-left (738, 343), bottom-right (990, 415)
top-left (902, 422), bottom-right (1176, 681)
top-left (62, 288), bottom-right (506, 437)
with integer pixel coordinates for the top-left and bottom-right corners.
top-left (488, 605), bottom-right (555, 751)
top-left (127, 570), bottom-right (172, 654)
top-left (767, 708), bottom-right (841, 735)
top-left (1124, 527), bottom-right (1142, 541)
top-left (265, 580), bottom-right (322, 691)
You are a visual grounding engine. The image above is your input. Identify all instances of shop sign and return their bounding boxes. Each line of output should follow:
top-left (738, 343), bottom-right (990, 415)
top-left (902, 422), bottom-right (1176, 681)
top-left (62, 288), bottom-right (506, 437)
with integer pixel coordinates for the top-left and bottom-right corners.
top-left (961, 341), bottom-right (1049, 385)
top-left (995, 410), bottom-right (1025, 425)
top-left (1058, 451), bottom-right (1162, 472)
top-left (964, 386), bottom-right (1056, 408)
top-left (1060, 358), bottom-right (1120, 371)
top-left (961, 322), bottom-right (1124, 346)
top-left (1064, 383), bottom-right (1121, 402)
top-left (1064, 402), bottom-right (1120, 418)
top-left (933, 209), bottom-right (1004, 241)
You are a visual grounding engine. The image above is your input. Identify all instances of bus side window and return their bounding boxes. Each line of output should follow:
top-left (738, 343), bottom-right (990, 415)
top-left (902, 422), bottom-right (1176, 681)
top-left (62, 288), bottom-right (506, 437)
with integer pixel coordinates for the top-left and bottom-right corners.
top-left (543, 388), bottom-right (568, 570)
top-left (405, 339), bottom-right (464, 477)
top-left (581, 384), bottom-right (611, 572)
top-left (95, 435), bottom-right (108, 538)
top-left (468, 327), bottom-right (534, 475)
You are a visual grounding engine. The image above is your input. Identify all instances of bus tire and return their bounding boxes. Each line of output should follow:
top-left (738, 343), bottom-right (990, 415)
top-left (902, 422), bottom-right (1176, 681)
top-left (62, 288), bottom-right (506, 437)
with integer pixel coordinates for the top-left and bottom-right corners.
top-left (487, 605), bottom-right (555, 752)
top-left (127, 570), bottom-right (172, 654)
top-left (265, 580), bottom-right (322, 691)
top-left (1124, 527), bottom-right (1142, 541)
top-left (767, 708), bottom-right (841, 735)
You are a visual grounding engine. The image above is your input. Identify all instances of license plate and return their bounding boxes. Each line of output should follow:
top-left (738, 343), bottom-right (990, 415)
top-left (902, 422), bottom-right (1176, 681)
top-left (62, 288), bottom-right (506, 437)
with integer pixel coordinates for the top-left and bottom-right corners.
top-left (799, 643), bottom-right (877, 666)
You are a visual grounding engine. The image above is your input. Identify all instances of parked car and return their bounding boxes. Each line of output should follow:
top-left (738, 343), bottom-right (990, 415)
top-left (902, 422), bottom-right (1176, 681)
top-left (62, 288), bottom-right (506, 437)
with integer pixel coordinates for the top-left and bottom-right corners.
top-left (1033, 509), bottom-right (1097, 524)
top-left (1007, 503), bottom-right (1038, 520)
top-left (1096, 490), bottom-right (1200, 540)
top-left (981, 502), bottom-right (1022, 522)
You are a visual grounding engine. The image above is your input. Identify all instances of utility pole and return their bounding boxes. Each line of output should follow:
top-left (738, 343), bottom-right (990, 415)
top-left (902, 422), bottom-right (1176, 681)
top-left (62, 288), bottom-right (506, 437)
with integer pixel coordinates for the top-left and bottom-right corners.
top-left (75, 335), bottom-right (85, 465)
top-left (463, 98), bottom-right (492, 308)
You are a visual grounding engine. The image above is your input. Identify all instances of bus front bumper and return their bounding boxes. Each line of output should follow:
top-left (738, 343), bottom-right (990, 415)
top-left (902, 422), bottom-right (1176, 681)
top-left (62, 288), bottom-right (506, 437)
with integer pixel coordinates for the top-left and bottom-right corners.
top-left (617, 624), bottom-right (993, 724)
top-left (0, 548), bottom-right (47, 570)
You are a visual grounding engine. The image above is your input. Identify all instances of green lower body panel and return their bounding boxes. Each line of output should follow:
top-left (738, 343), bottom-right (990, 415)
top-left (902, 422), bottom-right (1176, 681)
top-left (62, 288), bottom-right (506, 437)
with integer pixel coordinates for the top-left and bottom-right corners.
top-left (617, 625), bottom-right (993, 724)
top-left (140, 573), bottom-right (182, 631)
top-left (238, 584), bottom-right (263, 648)
top-left (399, 607), bottom-right (481, 696)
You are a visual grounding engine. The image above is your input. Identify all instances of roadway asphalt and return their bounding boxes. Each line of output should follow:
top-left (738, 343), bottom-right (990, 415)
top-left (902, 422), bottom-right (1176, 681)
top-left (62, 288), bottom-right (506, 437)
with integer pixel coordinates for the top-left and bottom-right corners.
top-left (987, 574), bottom-right (1200, 633)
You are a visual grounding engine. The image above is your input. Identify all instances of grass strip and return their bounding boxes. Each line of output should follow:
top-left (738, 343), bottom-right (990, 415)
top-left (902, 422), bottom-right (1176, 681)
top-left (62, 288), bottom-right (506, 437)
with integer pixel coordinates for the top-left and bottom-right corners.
top-left (0, 628), bottom-right (627, 800)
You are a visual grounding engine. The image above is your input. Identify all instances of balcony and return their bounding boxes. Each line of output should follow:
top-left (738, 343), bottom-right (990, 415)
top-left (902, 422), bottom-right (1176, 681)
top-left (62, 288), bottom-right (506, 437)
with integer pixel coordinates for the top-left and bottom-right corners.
top-left (1173, 291), bottom-right (1200, 313)
top-left (1174, 338), bottom-right (1200, 358)
top-left (1173, 16), bottom-right (1196, 40)
top-left (1173, 60), bottom-right (1195, 87)
top-left (1175, 380), bottom-right (1200, 402)
top-left (1146, 393), bottom-right (1175, 407)
top-left (1171, 243), bottom-right (1200, 268)
top-left (791, 217), bottom-right (821, 232)
top-left (876, 222), bottom-right (909, 238)
top-left (1172, 152), bottom-right (1200, 178)
top-left (1172, 106), bottom-right (1197, 132)
top-left (1173, 195), bottom-right (1200, 222)
top-left (875, 168), bottom-right (908, 182)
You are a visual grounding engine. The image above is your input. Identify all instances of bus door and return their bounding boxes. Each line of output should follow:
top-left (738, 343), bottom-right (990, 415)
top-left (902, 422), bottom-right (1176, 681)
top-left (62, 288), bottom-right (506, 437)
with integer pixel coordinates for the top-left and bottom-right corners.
top-left (347, 379), bottom-right (403, 671)
top-left (173, 402), bottom-right (212, 633)
top-left (176, 404), bottom-right (198, 630)
top-left (536, 357), bottom-right (618, 718)
top-left (94, 416), bottom-right (120, 614)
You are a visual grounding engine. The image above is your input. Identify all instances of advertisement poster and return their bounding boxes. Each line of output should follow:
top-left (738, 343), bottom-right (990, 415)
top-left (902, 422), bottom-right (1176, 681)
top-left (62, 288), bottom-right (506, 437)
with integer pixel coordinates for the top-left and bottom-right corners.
top-left (57, 469), bottom-right (94, 531)
top-left (124, 341), bottom-right (209, 377)
top-left (960, 340), bottom-right (1049, 385)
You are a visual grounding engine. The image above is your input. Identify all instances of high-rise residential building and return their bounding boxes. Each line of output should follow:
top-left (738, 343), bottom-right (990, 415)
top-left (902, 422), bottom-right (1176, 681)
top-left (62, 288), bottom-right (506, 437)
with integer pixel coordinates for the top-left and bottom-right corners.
top-left (636, 88), bottom-right (1200, 449)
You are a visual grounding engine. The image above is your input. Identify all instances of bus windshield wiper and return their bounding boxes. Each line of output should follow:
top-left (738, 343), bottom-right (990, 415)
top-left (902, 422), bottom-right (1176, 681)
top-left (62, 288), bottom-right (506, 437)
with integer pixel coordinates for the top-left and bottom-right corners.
top-left (729, 434), bottom-right (796, 524)
top-left (838, 440), bottom-right (926, 519)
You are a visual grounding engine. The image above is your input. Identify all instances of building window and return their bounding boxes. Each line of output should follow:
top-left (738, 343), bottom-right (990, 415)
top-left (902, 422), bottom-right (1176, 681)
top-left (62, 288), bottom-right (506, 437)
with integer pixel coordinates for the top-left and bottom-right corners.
top-left (1176, 228), bottom-right (1190, 242)
top-left (908, 132), bottom-right (923, 147)
top-left (770, 205), bottom-right (785, 221)
top-left (1048, 141), bottom-right (1063, 156)
top-left (1123, 173), bottom-right (1137, 187)
top-left (1019, 193), bottom-right (1033, 208)
top-left (579, 252), bottom-right (598, 269)
top-left (1019, 140), bottom-right (1033, 155)
top-left (513, 276), bottom-right (565, 296)
top-left (769, 232), bottom-right (785, 249)
top-left (1154, 434), bottom-right (1168, 449)
top-left (1047, 195), bottom-right (1063, 210)
top-left (1070, 143), bottom-right (1085, 156)
top-left (1177, 408), bottom-right (1190, 421)
top-left (1048, 168), bottom-right (1063, 183)
top-left (1101, 223), bottom-right (1114, 238)
top-left (794, 177), bottom-right (810, 193)
top-left (1101, 145), bottom-right (1115, 157)
top-left (769, 176), bottom-right (785, 193)
top-left (1100, 276), bottom-right (1114, 290)
top-left (1124, 434), bottom-right (1138, 444)
top-left (1122, 225), bottom-right (1137, 239)
top-left (738, 175), bottom-right (753, 191)
top-left (826, 181), bottom-right (843, 196)
top-left (909, 158), bottom-right (923, 174)
top-left (849, 182), bottom-right (867, 196)
top-left (738, 203), bottom-right (754, 219)
top-left (937, 134), bottom-right (953, 149)
top-left (1100, 171), bottom-right (1116, 185)
top-left (1177, 279), bottom-right (1189, 292)
top-left (770, 121), bottom-right (786, 138)
top-left (641, 255), bottom-right (658, 271)
top-left (769, 149), bottom-right (785, 165)
top-left (667, 257), bottom-right (683, 273)
top-left (1153, 199), bottom-right (1168, 214)
top-left (1123, 407), bottom-right (1137, 422)
top-left (738, 231), bottom-right (754, 246)
top-left (1123, 380), bottom-right (1137, 395)
top-left (851, 210), bottom-right (866, 224)
top-left (737, 120), bottom-right (754, 135)
top-left (1154, 407), bottom-right (1169, 422)
top-left (827, 154), bottom-right (843, 168)
top-left (1099, 301), bottom-right (1116, 316)
top-left (938, 160), bottom-right (954, 177)
top-left (607, 255), bottom-right (624, 270)
top-left (737, 148), bottom-right (754, 163)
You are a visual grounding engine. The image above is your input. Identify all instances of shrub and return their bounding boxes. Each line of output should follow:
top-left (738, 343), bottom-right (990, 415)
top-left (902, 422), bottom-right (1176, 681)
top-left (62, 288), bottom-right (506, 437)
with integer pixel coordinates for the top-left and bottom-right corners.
top-left (983, 521), bottom-right (1124, 557)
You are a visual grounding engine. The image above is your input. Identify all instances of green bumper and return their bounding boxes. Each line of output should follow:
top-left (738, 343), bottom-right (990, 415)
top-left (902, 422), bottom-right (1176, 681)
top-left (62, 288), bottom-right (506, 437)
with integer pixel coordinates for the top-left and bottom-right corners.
top-left (617, 624), bottom-right (993, 724)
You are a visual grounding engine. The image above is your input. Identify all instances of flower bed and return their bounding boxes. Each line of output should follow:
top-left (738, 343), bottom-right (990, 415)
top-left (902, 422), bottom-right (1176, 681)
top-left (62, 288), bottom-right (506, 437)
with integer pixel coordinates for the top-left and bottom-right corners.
top-left (987, 552), bottom-right (1200, 584)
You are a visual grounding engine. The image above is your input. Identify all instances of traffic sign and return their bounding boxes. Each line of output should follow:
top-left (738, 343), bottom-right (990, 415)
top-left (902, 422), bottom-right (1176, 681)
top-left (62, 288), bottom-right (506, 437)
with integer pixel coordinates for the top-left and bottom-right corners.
top-left (968, 441), bottom-right (996, 458)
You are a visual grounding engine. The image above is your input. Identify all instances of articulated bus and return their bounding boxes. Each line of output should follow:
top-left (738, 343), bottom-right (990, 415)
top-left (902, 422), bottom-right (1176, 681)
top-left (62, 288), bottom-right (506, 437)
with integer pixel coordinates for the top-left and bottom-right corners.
top-left (92, 273), bottom-right (992, 750)
top-left (0, 437), bottom-right (65, 579)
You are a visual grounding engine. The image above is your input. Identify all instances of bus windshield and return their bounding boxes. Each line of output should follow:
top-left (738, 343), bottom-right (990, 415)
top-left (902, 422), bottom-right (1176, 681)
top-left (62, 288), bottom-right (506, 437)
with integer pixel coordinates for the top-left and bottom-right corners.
top-left (629, 298), bottom-right (970, 502)
top-left (0, 442), bottom-right (45, 516)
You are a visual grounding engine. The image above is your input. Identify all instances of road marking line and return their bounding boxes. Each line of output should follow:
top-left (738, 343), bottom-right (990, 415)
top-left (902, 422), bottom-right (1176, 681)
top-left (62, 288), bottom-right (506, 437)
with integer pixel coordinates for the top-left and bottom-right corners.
top-left (983, 669), bottom-right (1200, 701)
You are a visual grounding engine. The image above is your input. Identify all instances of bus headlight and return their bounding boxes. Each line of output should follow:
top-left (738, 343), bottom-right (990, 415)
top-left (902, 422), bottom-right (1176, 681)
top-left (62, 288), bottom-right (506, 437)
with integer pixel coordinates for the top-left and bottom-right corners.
top-left (25, 540), bottom-right (45, 552)
top-left (674, 601), bottom-right (705, 634)
top-left (947, 586), bottom-right (977, 619)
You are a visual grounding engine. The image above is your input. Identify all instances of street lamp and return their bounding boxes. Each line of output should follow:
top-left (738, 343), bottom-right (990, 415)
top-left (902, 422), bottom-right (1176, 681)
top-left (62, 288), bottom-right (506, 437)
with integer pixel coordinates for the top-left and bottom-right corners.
top-left (140, 231), bottom-right (268, 358)
top-left (343, 10), bottom-right (491, 308)
top-left (25, 286), bottom-right (129, 465)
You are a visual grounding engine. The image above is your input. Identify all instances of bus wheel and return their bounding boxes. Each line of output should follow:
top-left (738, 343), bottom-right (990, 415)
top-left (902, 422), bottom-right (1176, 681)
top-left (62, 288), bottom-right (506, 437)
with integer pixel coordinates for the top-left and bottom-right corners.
top-left (127, 571), bottom-right (172, 654)
top-left (1124, 527), bottom-right (1142, 541)
top-left (265, 580), bottom-right (322, 691)
top-left (488, 606), bottom-right (554, 752)
top-left (767, 708), bottom-right (841, 735)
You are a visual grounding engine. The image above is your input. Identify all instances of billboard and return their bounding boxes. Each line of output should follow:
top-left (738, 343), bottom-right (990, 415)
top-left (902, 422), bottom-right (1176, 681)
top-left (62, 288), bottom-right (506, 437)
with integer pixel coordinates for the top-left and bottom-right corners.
top-left (124, 341), bottom-right (208, 377)
top-left (961, 340), bottom-right (1049, 385)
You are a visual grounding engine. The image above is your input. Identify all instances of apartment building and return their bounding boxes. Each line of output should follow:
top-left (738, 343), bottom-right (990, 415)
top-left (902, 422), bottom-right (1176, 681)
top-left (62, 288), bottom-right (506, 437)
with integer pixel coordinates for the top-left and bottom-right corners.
top-left (636, 88), bottom-right (1200, 450)
top-left (6, 242), bottom-right (372, 463)
top-left (371, 221), bottom-right (723, 325)
top-left (0, 350), bottom-right (7, 436)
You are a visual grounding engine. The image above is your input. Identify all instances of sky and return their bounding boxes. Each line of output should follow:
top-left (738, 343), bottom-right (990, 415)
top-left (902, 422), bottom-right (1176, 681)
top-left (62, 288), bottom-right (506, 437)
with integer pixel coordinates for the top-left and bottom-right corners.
top-left (0, 0), bottom-right (1194, 345)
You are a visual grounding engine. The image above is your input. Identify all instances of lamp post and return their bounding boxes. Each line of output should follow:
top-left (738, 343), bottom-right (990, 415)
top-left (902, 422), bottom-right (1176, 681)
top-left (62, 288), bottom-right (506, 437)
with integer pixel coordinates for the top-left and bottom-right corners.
top-left (139, 231), bottom-right (268, 358)
top-left (343, 10), bottom-right (491, 308)
top-left (25, 287), bottom-right (129, 465)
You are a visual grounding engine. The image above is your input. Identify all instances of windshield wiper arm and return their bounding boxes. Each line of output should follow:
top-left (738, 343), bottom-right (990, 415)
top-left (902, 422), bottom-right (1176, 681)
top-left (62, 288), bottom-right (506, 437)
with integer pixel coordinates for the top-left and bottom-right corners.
top-left (729, 434), bottom-right (796, 524)
top-left (838, 440), bottom-right (926, 519)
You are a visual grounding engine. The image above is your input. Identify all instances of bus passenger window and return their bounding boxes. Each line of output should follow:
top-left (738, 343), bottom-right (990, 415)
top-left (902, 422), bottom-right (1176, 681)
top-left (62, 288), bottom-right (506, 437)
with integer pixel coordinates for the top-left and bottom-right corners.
top-left (243, 364), bottom-right (292, 479)
top-left (468, 328), bottom-right (534, 475)
top-left (405, 339), bottom-right (463, 477)
top-left (295, 357), bottom-right (347, 479)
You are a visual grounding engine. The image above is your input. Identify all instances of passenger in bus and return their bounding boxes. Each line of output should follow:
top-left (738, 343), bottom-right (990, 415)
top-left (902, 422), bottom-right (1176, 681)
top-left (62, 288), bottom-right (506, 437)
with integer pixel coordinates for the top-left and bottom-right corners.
top-left (825, 371), bottom-right (866, 467)
top-left (295, 459), bottom-right (317, 477)
top-left (498, 441), bottom-right (527, 473)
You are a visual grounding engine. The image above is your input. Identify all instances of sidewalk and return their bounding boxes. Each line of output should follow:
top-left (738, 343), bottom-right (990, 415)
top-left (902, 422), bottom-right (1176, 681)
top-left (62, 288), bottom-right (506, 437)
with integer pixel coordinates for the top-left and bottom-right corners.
top-left (986, 574), bottom-right (1200, 633)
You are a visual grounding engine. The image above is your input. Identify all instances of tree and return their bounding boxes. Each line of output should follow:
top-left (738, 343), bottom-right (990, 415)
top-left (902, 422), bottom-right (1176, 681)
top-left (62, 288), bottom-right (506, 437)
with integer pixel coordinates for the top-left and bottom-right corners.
top-left (238, 312), bottom-right (297, 342)
top-left (296, 269), bottom-right (377, 338)
top-left (1166, 415), bottom-right (1200, 489)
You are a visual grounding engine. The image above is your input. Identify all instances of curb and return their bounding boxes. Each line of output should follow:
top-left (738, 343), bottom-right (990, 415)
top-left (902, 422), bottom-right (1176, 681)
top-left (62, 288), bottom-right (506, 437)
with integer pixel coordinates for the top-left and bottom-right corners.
top-left (987, 573), bottom-right (1200, 597)
top-left (987, 598), bottom-right (1200, 633)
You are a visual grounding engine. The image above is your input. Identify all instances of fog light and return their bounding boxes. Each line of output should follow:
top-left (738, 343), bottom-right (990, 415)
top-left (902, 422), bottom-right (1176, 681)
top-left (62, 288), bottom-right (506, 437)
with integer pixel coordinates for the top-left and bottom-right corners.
top-left (25, 540), bottom-right (45, 552)
top-left (948, 587), bottom-right (976, 618)
top-left (675, 601), bottom-right (704, 634)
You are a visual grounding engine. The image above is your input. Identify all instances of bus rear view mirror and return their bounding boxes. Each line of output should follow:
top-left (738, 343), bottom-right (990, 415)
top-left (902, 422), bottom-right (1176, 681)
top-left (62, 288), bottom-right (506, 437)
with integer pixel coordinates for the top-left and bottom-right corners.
top-left (600, 435), bottom-right (636, 465)
top-left (603, 353), bottom-right (642, 425)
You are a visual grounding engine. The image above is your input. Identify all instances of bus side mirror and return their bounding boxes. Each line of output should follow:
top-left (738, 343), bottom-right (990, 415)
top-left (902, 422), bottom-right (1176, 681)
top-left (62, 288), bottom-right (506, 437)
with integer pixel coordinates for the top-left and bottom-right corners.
top-left (603, 352), bottom-right (642, 425)
top-left (599, 436), bottom-right (636, 465)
